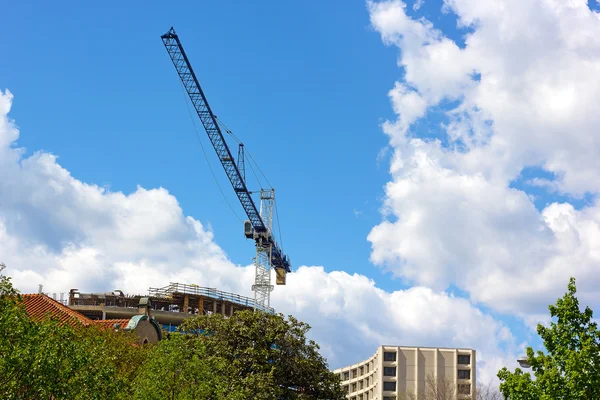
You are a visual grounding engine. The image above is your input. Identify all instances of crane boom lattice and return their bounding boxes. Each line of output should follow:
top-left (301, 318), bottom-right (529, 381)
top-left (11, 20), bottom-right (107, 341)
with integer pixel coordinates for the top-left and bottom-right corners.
top-left (161, 27), bottom-right (291, 311)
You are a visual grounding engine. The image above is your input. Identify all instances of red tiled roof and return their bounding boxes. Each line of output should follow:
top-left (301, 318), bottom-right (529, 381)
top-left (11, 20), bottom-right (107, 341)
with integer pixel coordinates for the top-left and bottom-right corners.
top-left (20, 294), bottom-right (133, 330)
top-left (21, 294), bottom-right (94, 327)
top-left (95, 319), bottom-right (131, 330)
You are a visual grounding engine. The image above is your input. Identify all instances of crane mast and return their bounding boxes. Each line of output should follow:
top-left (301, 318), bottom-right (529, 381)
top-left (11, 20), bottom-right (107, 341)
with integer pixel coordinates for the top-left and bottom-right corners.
top-left (161, 27), bottom-right (291, 311)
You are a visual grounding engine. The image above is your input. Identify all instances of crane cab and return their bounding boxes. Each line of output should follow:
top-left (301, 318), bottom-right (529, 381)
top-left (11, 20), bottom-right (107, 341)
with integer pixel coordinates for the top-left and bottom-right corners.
top-left (244, 220), bottom-right (254, 239)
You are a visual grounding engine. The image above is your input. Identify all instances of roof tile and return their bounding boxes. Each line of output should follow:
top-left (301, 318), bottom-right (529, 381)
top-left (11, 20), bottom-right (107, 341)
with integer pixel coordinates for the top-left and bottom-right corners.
top-left (21, 294), bottom-right (94, 327)
top-left (95, 319), bottom-right (131, 330)
top-left (20, 294), bottom-right (133, 333)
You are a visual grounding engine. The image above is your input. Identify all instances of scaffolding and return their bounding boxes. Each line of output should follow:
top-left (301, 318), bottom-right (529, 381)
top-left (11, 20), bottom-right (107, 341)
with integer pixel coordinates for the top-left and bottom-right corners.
top-left (149, 282), bottom-right (275, 314)
top-left (69, 282), bottom-right (275, 319)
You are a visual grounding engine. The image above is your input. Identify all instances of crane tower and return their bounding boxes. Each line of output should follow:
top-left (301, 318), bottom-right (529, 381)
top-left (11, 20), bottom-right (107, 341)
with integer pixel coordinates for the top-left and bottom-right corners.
top-left (161, 27), bottom-right (291, 311)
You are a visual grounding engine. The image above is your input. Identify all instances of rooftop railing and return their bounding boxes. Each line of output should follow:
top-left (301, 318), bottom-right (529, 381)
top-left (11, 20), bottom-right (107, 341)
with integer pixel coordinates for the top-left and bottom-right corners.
top-left (148, 282), bottom-right (275, 314)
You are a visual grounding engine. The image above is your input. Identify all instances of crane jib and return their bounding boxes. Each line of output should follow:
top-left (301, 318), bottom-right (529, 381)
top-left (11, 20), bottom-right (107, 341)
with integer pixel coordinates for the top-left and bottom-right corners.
top-left (161, 27), bottom-right (290, 273)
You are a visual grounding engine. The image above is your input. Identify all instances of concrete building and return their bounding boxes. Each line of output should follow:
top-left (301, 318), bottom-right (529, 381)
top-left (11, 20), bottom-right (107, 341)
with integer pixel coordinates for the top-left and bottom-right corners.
top-left (69, 282), bottom-right (270, 332)
top-left (333, 346), bottom-right (476, 400)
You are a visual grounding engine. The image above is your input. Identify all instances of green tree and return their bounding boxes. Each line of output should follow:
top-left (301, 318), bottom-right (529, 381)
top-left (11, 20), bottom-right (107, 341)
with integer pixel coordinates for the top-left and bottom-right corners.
top-left (135, 310), bottom-right (346, 400)
top-left (497, 277), bottom-right (600, 399)
top-left (74, 324), bottom-right (150, 399)
top-left (0, 275), bottom-right (146, 399)
top-left (133, 332), bottom-right (234, 399)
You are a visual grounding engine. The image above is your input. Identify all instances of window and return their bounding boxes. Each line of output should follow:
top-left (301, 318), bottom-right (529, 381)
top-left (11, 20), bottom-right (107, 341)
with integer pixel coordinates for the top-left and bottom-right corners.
top-left (383, 366), bottom-right (396, 376)
top-left (343, 385), bottom-right (349, 393)
top-left (384, 351), bottom-right (397, 362)
top-left (352, 369), bottom-right (358, 378)
top-left (457, 369), bottom-right (471, 380)
top-left (343, 371), bottom-right (350, 381)
top-left (352, 383), bottom-right (357, 392)
top-left (366, 363), bottom-right (370, 373)
top-left (458, 384), bottom-right (471, 394)
top-left (360, 380), bottom-right (364, 389)
top-left (383, 381), bottom-right (397, 391)
top-left (360, 366), bottom-right (364, 375)
top-left (458, 354), bottom-right (471, 365)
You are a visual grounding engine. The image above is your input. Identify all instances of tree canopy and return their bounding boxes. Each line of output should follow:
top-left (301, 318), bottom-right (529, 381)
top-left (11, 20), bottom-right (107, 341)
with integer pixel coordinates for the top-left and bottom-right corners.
top-left (497, 277), bottom-right (600, 399)
top-left (0, 275), bottom-right (344, 399)
top-left (134, 310), bottom-right (346, 400)
top-left (0, 275), bottom-right (148, 400)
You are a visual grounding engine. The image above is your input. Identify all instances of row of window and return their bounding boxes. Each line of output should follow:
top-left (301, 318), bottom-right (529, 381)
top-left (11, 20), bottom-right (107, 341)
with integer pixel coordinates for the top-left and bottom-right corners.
top-left (344, 367), bottom-right (470, 383)
top-left (383, 351), bottom-right (471, 365)
top-left (348, 392), bottom-right (373, 400)
top-left (382, 379), bottom-right (469, 394)
top-left (347, 382), bottom-right (471, 399)
top-left (343, 375), bottom-right (375, 393)
top-left (345, 367), bottom-right (470, 382)
top-left (341, 361), bottom-right (373, 381)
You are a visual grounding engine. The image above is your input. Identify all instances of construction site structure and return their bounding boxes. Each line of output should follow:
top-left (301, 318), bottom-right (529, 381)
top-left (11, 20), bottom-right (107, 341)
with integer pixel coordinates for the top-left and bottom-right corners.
top-left (69, 282), bottom-right (272, 330)
top-left (160, 27), bottom-right (291, 311)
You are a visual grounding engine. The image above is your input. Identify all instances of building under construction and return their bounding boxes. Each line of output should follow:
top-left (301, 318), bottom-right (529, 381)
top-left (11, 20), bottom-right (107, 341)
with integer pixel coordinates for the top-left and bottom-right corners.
top-left (69, 282), bottom-right (272, 331)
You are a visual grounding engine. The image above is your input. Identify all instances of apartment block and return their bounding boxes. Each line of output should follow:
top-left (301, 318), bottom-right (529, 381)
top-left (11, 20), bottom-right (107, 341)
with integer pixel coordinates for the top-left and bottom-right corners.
top-left (332, 346), bottom-right (476, 400)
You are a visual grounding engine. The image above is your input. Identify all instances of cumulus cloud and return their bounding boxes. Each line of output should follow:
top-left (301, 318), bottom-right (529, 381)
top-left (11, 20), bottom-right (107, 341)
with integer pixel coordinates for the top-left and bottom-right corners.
top-left (367, 0), bottom-right (600, 318)
top-left (0, 89), bottom-right (514, 380)
top-left (273, 266), bottom-right (517, 382)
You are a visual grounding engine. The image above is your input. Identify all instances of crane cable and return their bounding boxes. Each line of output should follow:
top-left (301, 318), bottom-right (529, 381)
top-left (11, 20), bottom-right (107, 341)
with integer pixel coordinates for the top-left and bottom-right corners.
top-left (177, 80), bottom-right (243, 223)
top-left (213, 117), bottom-right (263, 189)
top-left (214, 116), bottom-right (284, 253)
top-left (274, 200), bottom-right (284, 253)
top-left (214, 116), bottom-right (274, 190)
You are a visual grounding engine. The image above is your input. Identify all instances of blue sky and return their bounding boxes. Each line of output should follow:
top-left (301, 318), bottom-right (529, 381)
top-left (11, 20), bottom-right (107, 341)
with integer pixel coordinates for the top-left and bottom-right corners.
top-left (2, 0), bottom-right (600, 381)
top-left (2, 0), bottom-right (405, 289)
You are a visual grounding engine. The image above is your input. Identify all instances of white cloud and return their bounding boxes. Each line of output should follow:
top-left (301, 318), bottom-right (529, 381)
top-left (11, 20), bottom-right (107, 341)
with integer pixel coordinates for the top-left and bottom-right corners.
top-left (367, 0), bottom-right (600, 319)
top-left (271, 266), bottom-right (517, 381)
top-left (0, 89), bottom-right (513, 380)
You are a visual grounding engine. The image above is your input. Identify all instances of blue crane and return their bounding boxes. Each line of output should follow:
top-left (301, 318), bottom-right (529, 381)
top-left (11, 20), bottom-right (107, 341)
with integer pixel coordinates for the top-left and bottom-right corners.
top-left (161, 27), bottom-right (291, 310)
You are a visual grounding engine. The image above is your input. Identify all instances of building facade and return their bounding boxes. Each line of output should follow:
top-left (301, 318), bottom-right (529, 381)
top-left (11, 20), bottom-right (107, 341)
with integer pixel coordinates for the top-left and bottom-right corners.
top-left (333, 346), bottom-right (476, 400)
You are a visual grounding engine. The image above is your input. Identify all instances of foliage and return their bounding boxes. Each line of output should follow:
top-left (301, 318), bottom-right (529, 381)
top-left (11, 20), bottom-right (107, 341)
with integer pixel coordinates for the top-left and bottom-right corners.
top-left (1, 276), bottom-right (343, 399)
top-left (170, 310), bottom-right (347, 400)
top-left (0, 275), bottom-right (147, 399)
top-left (497, 277), bottom-right (600, 399)
top-left (133, 332), bottom-right (234, 399)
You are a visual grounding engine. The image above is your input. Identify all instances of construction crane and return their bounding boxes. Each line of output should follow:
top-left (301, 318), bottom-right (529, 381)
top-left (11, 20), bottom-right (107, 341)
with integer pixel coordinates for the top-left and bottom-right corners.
top-left (161, 27), bottom-right (291, 311)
